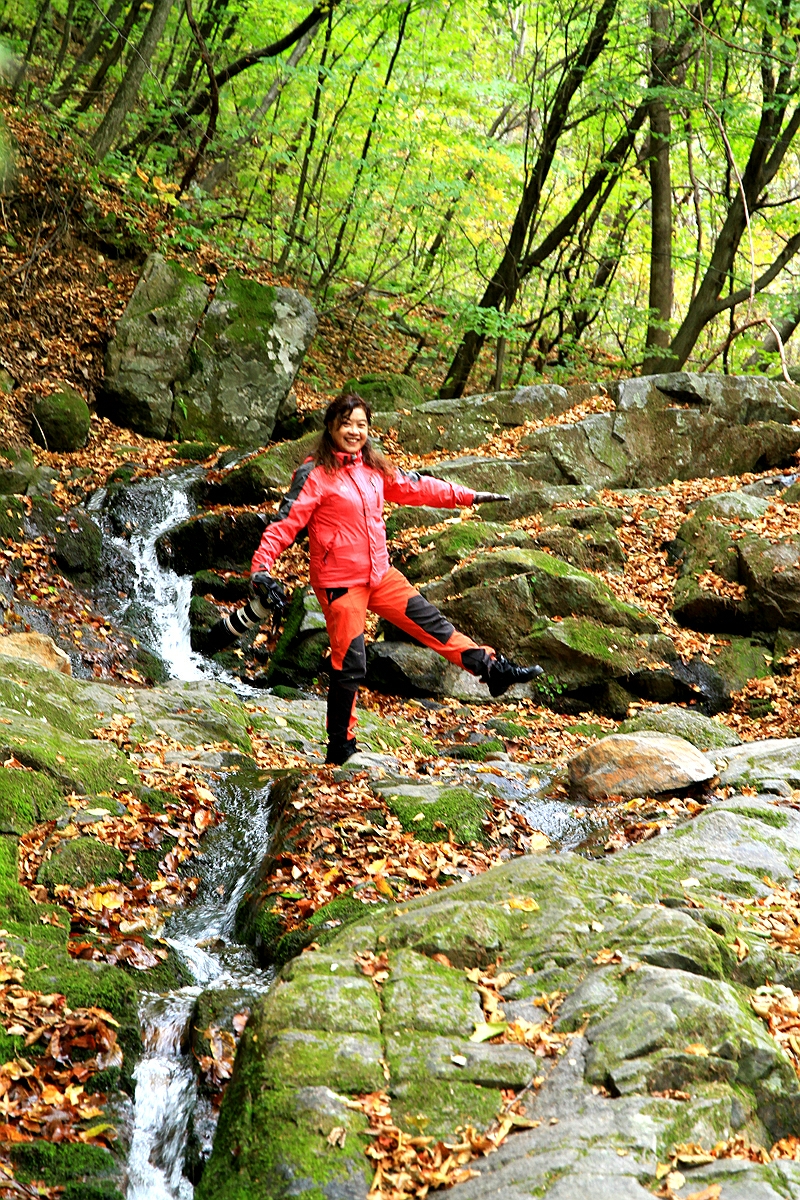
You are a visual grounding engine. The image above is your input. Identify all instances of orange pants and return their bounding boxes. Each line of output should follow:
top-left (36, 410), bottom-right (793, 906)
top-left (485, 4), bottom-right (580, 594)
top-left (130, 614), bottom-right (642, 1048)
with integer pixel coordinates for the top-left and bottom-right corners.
top-left (314, 566), bottom-right (493, 751)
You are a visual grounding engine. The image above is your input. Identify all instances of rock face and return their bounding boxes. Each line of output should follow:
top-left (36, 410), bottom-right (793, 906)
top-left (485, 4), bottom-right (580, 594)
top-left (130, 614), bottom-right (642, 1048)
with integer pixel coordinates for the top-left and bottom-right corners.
top-left (670, 484), bottom-right (800, 633)
top-left (568, 732), bottom-right (716, 799)
top-left (102, 253), bottom-right (316, 444)
top-left (202, 795), bottom-right (800, 1200)
top-left (31, 384), bottom-right (91, 451)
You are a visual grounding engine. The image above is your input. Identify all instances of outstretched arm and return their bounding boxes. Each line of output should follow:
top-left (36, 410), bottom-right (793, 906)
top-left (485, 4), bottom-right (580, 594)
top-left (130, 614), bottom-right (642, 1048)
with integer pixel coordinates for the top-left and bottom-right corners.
top-left (384, 468), bottom-right (475, 508)
top-left (251, 460), bottom-right (321, 575)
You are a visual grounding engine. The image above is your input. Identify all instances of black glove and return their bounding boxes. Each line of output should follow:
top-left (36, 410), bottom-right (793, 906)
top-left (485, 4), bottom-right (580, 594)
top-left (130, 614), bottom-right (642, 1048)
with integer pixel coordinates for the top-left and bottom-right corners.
top-left (251, 572), bottom-right (288, 611)
top-left (472, 492), bottom-right (511, 504)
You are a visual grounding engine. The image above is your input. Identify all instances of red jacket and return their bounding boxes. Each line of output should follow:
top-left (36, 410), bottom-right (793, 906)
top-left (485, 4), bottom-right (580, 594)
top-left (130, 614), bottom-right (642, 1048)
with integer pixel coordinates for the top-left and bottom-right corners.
top-left (251, 451), bottom-right (475, 588)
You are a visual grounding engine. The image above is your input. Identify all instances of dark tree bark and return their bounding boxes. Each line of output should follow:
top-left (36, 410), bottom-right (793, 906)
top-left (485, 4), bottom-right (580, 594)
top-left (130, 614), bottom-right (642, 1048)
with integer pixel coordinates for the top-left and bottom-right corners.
top-left (177, 0), bottom-right (219, 193)
top-left (644, 2), bottom-right (673, 357)
top-left (646, 0), bottom-right (800, 373)
top-left (11, 0), bottom-right (52, 96)
top-left (90, 0), bottom-right (175, 159)
top-left (72, 0), bottom-right (145, 115)
top-left (438, 0), bottom-right (620, 398)
top-left (50, 0), bottom-right (125, 108)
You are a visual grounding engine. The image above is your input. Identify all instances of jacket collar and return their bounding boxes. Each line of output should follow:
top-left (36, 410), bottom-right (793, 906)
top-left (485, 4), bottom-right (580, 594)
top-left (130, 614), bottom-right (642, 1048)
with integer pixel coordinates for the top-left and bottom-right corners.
top-left (333, 449), bottom-right (363, 468)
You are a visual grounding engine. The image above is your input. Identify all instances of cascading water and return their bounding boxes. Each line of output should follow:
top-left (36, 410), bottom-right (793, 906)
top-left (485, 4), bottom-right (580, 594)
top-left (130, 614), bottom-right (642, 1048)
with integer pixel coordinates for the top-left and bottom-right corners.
top-left (90, 469), bottom-right (276, 1196)
top-left (92, 469), bottom-right (207, 680)
top-left (125, 766), bottom-right (276, 1199)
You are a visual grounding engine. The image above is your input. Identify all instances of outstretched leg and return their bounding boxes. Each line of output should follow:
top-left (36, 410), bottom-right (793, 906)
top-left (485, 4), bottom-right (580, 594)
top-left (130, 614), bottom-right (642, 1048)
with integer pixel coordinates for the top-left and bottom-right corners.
top-left (368, 568), bottom-right (542, 694)
top-left (314, 585), bottom-right (370, 764)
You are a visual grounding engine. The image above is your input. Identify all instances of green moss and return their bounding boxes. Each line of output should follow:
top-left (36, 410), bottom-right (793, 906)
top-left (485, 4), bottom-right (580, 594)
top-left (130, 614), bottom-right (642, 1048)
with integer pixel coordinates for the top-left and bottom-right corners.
top-left (341, 372), bottom-right (426, 411)
top-left (486, 718), bottom-right (529, 738)
top-left (0, 495), bottom-right (24, 540)
top-left (391, 1079), bottom-right (501, 1142)
top-left (11, 1142), bottom-right (117, 1185)
top-left (189, 594), bottom-right (220, 630)
top-left (386, 787), bottom-right (490, 844)
top-left (307, 891), bottom-right (370, 929)
top-left (442, 739), bottom-right (504, 761)
top-left (0, 770), bottom-right (62, 833)
top-left (219, 273), bottom-right (276, 346)
top-left (198, 1084), bottom-right (370, 1200)
top-left (192, 570), bottom-right (251, 602)
top-left (62, 1185), bottom-right (123, 1200)
top-left (38, 837), bottom-right (124, 892)
top-left (0, 835), bottom-right (38, 922)
top-left (174, 441), bottom-right (218, 460)
top-left (726, 805), bottom-right (789, 828)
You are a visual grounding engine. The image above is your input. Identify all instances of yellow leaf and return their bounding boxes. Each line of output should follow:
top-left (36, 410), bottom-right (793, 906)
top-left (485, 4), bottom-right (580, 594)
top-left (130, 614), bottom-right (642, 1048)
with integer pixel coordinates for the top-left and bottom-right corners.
top-left (366, 858), bottom-right (388, 876)
top-left (528, 832), bottom-right (550, 852)
top-left (374, 874), bottom-right (394, 899)
top-left (684, 1043), bottom-right (709, 1057)
top-left (470, 1021), bottom-right (508, 1042)
top-left (508, 896), bottom-right (539, 912)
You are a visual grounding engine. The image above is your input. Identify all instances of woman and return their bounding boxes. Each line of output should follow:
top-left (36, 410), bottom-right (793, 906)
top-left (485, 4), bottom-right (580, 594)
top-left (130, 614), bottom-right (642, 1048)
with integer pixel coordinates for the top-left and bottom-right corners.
top-left (250, 394), bottom-right (543, 764)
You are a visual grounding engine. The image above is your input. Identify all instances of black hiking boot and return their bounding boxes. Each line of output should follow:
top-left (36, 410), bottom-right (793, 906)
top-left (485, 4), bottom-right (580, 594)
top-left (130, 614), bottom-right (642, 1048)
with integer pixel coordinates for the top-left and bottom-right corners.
top-left (325, 738), bottom-right (358, 765)
top-left (486, 655), bottom-right (544, 698)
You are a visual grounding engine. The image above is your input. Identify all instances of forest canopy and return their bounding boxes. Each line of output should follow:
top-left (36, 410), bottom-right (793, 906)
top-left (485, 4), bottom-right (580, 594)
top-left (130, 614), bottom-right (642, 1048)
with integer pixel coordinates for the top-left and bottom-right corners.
top-left (4, 0), bottom-right (800, 393)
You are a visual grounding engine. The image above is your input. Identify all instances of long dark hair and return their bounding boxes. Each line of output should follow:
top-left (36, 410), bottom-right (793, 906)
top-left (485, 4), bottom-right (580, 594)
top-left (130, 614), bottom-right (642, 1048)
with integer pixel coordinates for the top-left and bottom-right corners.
top-left (314, 393), bottom-right (394, 478)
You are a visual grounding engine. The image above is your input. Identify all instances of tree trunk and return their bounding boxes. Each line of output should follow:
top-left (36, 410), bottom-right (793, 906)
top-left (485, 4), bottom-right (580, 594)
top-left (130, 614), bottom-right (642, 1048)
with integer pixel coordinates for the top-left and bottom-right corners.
top-left (51, 0), bottom-right (77, 83)
top-left (643, 2), bottom-right (673, 361)
top-left (90, 0), bottom-right (175, 159)
top-left (50, 0), bottom-right (125, 108)
top-left (11, 0), bottom-right (52, 96)
top-left (72, 0), bottom-right (145, 115)
top-left (438, 0), bottom-right (619, 398)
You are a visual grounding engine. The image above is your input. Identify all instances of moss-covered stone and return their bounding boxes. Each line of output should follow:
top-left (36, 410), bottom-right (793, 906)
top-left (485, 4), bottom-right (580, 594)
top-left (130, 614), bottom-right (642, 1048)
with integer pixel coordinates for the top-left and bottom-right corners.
top-left (0, 769), bottom-right (62, 833)
top-left (383, 785), bottom-right (491, 844)
top-left (441, 738), bottom-right (504, 761)
top-left (0, 495), bottom-right (25, 540)
top-left (37, 836), bottom-right (124, 891)
top-left (0, 446), bottom-right (35, 495)
top-left (192, 570), bottom-right (251, 602)
top-left (173, 441), bottom-right (218, 460)
top-left (10, 1142), bottom-right (118, 1187)
top-left (202, 433), bottom-right (320, 505)
top-left (53, 509), bottom-right (103, 582)
top-left (341, 372), bottom-right (427, 411)
top-left (31, 385), bottom-right (91, 452)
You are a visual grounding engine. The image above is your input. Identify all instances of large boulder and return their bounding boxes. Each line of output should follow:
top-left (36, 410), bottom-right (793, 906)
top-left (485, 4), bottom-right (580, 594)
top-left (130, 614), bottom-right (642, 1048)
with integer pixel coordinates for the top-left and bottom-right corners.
top-left (31, 384), bottom-right (91, 451)
top-left (0, 447), bottom-right (35, 495)
top-left (568, 732), bottom-right (716, 799)
top-left (201, 432), bottom-right (319, 505)
top-left (103, 254), bottom-right (317, 444)
top-left (171, 272), bottom-right (317, 446)
top-left (53, 508), bottom-right (102, 583)
top-left (670, 484), bottom-right (800, 632)
top-left (156, 510), bottom-right (267, 575)
top-left (102, 253), bottom-right (210, 438)
top-left (371, 384), bottom-right (583, 456)
top-left (618, 704), bottom-right (741, 750)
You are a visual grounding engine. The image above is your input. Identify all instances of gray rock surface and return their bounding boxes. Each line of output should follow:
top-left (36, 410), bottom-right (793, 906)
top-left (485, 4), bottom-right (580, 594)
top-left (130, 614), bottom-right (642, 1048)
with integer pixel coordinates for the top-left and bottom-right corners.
top-left (103, 254), bottom-right (316, 444)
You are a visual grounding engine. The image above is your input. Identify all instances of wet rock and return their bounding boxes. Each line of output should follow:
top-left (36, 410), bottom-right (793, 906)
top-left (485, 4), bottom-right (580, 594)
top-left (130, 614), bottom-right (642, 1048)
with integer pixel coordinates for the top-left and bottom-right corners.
top-left (31, 384), bottom-right (91, 451)
top-left (156, 510), bottom-right (266, 574)
top-left (171, 272), bottom-right (317, 446)
top-left (366, 641), bottom-right (499, 702)
top-left (201, 432), bottom-right (319, 505)
top-left (568, 733), bottom-right (715, 800)
top-left (0, 632), bottom-right (72, 676)
top-left (102, 253), bottom-right (210, 438)
top-left (53, 509), bottom-right (103, 583)
top-left (618, 705), bottom-right (741, 750)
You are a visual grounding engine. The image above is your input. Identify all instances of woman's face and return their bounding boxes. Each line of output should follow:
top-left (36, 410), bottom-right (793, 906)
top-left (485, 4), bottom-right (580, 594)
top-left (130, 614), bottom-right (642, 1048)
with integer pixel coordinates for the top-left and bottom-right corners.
top-left (330, 407), bottom-right (369, 455)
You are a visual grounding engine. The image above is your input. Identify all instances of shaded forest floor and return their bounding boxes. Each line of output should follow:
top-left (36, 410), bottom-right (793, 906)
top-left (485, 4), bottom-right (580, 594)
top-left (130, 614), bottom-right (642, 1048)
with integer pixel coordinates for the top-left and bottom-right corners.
top-left (1, 99), bottom-right (800, 757)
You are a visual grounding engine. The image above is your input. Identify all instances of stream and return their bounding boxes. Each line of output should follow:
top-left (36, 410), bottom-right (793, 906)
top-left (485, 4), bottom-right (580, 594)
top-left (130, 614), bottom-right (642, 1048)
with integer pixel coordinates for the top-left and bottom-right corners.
top-left (90, 470), bottom-right (605, 1196)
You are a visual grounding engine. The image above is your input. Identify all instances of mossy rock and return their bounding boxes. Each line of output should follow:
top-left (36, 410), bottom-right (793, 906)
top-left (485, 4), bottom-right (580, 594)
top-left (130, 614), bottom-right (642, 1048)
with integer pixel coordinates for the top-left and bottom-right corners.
top-left (54, 509), bottom-right (103, 582)
top-left (129, 644), bottom-right (169, 684)
top-left (341, 372), bottom-right (426, 411)
top-left (0, 447), bottom-right (35, 496)
top-left (173, 441), bottom-right (218, 460)
top-left (440, 739), bottom-right (504, 762)
top-left (619, 705), bottom-right (741, 750)
top-left (37, 836), bottom-right (124, 892)
top-left (382, 785), bottom-right (491, 844)
top-left (0, 494), bottom-right (25, 541)
top-left (31, 385), bottom-right (91, 452)
top-left (201, 432), bottom-right (320, 506)
top-left (192, 570), bottom-right (251, 602)
top-left (10, 1143), bottom-right (119, 1188)
top-left (0, 769), bottom-right (63, 833)
top-left (0, 707), bottom-right (136, 793)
